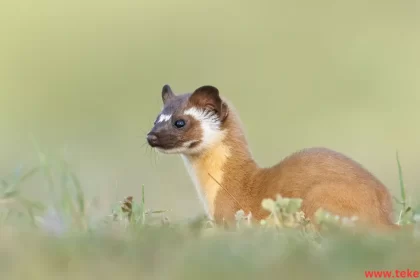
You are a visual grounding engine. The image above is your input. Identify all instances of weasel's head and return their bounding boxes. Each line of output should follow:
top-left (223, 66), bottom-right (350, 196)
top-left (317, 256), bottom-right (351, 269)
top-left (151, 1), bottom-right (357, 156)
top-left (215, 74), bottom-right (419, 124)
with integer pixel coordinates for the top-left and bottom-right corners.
top-left (146, 84), bottom-right (229, 155)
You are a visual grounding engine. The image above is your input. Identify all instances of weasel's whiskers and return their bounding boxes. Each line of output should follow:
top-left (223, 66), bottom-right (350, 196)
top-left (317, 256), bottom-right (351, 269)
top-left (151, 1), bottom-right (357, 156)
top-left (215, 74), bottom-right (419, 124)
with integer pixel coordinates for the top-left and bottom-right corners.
top-left (139, 141), bottom-right (148, 149)
top-left (153, 148), bottom-right (160, 167)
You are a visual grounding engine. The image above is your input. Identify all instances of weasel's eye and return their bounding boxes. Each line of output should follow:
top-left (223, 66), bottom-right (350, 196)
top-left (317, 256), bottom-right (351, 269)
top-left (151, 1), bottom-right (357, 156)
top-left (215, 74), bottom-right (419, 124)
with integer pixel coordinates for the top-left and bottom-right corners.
top-left (174, 119), bottom-right (186, 128)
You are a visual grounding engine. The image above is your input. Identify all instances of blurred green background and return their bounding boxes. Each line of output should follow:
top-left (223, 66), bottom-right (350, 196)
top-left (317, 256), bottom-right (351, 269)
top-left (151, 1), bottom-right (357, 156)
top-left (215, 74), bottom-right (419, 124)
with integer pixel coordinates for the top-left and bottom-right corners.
top-left (1, 0), bottom-right (419, 221)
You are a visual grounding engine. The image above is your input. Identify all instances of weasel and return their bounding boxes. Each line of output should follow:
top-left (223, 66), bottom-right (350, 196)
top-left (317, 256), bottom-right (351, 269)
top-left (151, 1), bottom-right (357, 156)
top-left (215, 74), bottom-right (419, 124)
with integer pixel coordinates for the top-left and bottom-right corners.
top-left (146, 84), bottom-right (397, 230)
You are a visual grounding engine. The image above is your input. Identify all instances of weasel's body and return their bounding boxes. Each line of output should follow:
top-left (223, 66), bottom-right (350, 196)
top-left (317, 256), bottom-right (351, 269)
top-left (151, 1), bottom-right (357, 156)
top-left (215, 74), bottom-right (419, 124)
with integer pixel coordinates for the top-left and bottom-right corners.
top-left (147, 85), bottom-right (396, 229)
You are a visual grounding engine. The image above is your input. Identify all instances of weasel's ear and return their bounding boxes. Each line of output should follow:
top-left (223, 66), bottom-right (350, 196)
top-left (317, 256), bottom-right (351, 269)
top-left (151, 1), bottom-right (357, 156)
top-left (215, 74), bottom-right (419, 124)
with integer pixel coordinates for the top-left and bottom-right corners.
top-left (189, 85), bottom-right (229, 122)
top-left (162, 84), bottom-right (175, 104)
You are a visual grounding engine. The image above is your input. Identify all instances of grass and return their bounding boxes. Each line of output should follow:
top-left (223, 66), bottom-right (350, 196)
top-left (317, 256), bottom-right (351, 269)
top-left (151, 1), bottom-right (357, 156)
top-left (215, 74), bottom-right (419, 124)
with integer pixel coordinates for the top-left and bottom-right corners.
top-left (1, 144), bottom-right (420, 280)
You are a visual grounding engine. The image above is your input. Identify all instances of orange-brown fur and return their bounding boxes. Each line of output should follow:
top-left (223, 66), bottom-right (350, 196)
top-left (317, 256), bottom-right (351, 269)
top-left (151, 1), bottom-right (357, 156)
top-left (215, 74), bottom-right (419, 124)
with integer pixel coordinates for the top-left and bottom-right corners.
top-left (193, 103), bottom-right (396, 230)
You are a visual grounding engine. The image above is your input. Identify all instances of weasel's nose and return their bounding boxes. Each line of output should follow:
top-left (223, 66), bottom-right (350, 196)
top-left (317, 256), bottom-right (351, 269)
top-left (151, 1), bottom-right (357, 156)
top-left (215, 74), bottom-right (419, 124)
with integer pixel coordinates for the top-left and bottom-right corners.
top-left (146, 133), bottom-right (159, 147)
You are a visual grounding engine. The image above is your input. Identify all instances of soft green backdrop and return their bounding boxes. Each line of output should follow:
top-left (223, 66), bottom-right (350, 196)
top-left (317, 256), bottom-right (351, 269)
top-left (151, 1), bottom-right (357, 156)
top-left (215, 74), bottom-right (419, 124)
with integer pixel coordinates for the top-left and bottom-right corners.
top-left (1, 0), bottom-right (419, 221)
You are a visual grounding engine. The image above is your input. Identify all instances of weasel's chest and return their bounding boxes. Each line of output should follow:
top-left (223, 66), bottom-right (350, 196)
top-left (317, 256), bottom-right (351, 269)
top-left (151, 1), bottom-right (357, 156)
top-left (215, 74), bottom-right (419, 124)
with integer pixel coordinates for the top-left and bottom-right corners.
top-left (181, 155), bottom-right (227, 219)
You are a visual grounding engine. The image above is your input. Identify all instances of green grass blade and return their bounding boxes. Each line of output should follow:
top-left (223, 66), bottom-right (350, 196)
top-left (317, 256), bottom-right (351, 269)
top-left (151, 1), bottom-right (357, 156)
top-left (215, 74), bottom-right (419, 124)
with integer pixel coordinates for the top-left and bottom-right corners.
top-left (70, 171), bottom-right (85, 216)
top-left (396, 151), bottom-right (406, 209)
top-left (4, 166), bottom-right (40, 194)
top-left (141, 184), bottom-right (146, 224)
top-left (0, 179), bottom-right (7, 188)
top-left (30, 135), bottom-right (56, 196)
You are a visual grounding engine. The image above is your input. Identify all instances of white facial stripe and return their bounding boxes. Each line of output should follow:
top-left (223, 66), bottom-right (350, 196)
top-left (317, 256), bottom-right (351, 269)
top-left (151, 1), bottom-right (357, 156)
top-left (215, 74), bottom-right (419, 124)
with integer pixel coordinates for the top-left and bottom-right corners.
top-left (184, 107), bottom-right (223, 149)
top-left (157, 114), bottom-right (172, 123)
top-left (184, 107), bottom-right (218, 122)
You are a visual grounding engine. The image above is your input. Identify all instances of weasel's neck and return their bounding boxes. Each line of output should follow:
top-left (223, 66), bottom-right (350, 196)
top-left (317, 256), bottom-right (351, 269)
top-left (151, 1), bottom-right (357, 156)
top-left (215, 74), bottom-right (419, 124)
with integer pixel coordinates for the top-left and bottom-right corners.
top-left (181, 109), bottom-right (259, 219)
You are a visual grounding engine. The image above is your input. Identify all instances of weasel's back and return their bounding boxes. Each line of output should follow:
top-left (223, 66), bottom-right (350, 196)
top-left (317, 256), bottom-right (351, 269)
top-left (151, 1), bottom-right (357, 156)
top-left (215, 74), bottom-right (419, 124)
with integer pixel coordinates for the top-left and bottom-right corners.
top-left (259, 147), bottom-right (395, 228)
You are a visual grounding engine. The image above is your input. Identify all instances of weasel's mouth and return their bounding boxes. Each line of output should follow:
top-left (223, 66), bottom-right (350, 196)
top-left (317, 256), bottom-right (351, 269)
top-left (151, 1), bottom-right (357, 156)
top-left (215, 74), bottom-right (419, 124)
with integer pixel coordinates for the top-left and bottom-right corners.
top-left (148, 142), bottom-right (163, 148)
top-left (150, 144), bottom-right (179, 153)
top-left (148, 142), bottom-right (179, 152)
top-left (146, 134), bottom-right (199, 154)
top-left (147, 140), bottom-right (174, 150)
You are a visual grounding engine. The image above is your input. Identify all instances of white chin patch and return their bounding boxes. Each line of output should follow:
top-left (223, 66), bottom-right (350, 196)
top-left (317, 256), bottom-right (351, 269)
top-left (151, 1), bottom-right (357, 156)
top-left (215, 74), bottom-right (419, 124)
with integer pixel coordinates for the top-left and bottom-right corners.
top-left (155, 147), bottom-right (189, 154)
top-left (155, 140), bottom-right (200, 155)
top-left (184, 107), bottom-right (224, 149)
